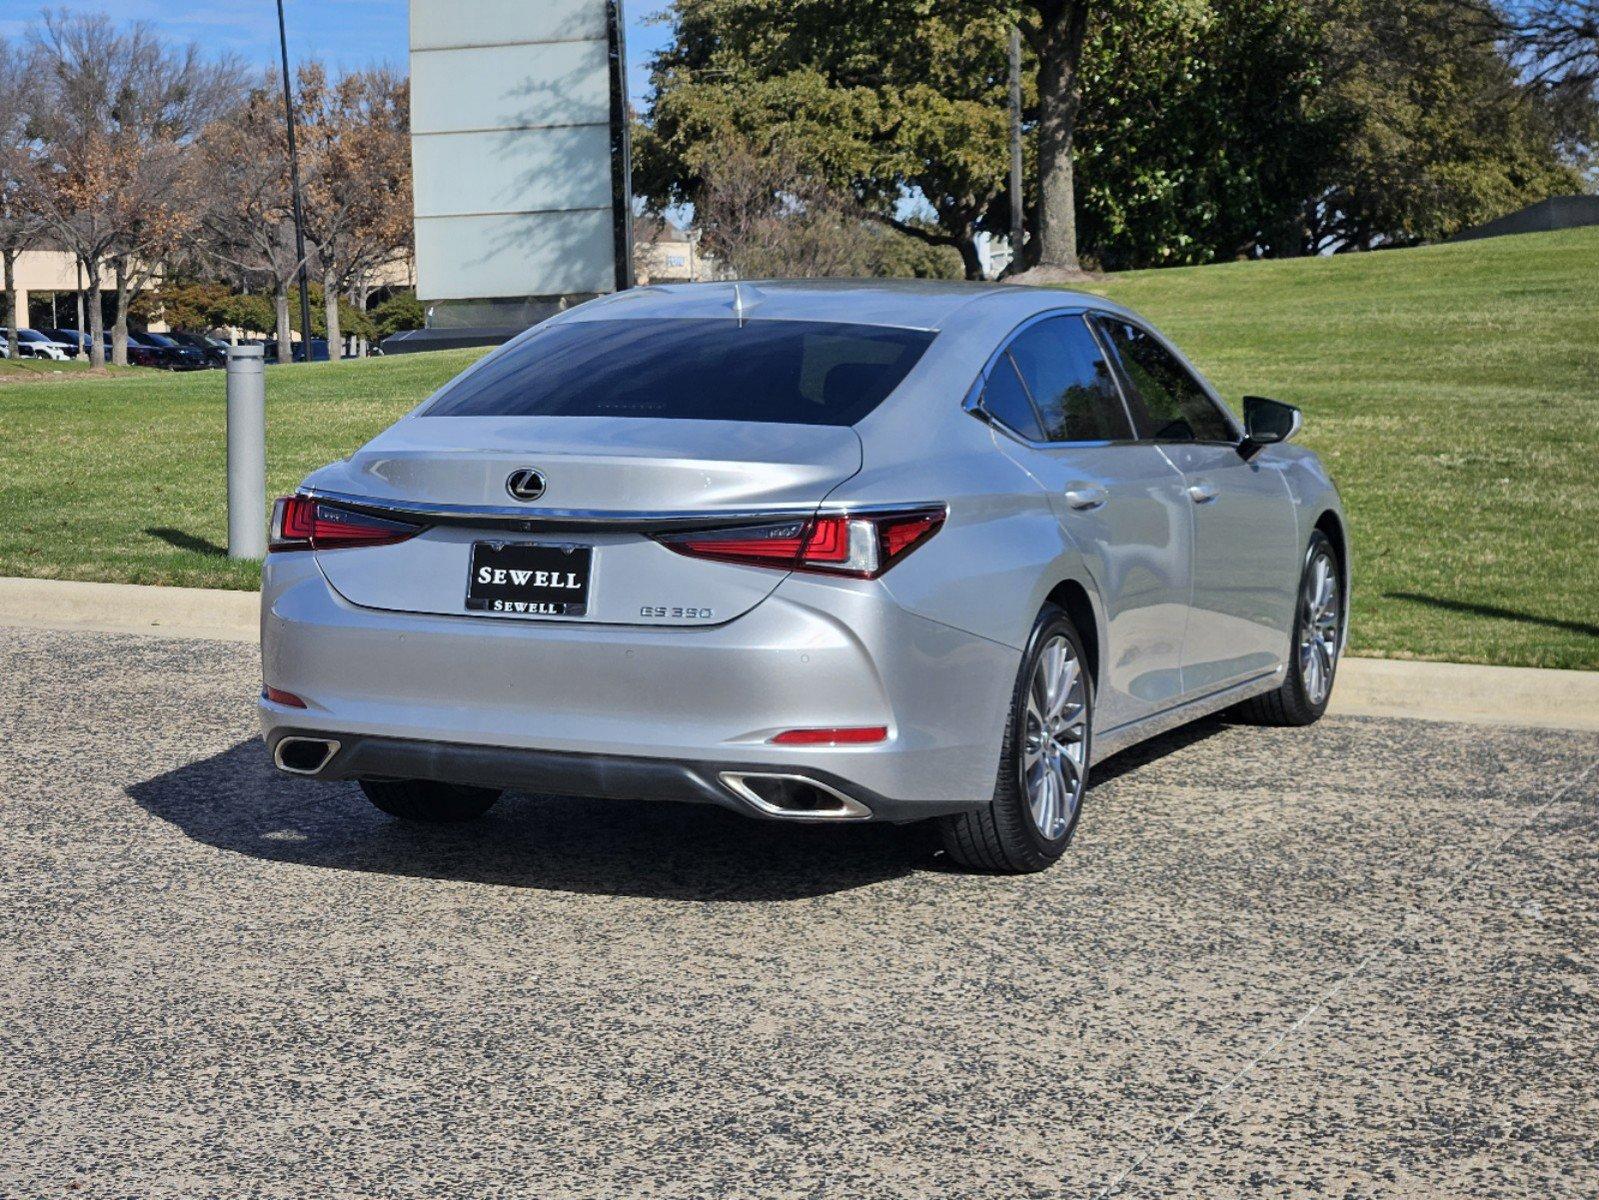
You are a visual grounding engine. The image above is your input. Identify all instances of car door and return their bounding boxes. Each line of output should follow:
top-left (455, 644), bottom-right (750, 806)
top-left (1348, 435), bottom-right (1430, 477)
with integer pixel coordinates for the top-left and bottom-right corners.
top-left (978, 312), bottom-right (1192, 729)
top-left (1094, 316), bottom-right (1300, 695)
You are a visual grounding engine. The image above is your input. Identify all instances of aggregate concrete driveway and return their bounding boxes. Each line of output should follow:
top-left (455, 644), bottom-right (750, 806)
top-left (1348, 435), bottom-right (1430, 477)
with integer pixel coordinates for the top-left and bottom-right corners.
top-left (1, 625), bottom-right (1595, 1199)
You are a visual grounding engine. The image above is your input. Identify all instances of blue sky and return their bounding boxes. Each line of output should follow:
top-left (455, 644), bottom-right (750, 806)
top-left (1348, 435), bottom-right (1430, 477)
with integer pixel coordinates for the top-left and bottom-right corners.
top-left (0, 1), bottom-right (676, 106)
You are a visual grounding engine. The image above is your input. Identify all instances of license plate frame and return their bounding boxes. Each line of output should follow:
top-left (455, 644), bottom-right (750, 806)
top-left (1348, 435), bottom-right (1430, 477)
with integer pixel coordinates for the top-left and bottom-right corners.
top-left (465, 541), bottom-right (593, 617)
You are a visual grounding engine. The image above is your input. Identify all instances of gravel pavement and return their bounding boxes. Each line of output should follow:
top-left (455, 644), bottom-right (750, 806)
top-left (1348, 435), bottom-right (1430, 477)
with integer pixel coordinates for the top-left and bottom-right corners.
top-left (1, 625), bottom-right (1595, 1199)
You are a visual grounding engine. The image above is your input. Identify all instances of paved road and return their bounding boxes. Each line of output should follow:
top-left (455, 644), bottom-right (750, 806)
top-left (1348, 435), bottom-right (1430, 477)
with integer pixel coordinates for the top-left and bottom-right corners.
top-left (2, 626), bottom-right (1595, 1199)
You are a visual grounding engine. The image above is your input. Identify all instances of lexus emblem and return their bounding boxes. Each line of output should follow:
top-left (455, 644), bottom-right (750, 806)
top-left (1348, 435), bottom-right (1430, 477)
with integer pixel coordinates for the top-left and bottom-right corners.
top-left (505, 468), bottom-right (546, 502)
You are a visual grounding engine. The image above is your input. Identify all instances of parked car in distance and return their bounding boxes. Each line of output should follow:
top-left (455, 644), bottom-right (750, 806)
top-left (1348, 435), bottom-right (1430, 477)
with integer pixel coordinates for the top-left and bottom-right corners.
top-left (164, 331), bottom-right (230, 367)
top-left (2, 328), bottom-right (74, 361)
top-left (102, 333), bottom-right (165, 369)
top-left (262, 337), bottom-right (332, 363)
top-left (260, 280), bottom-right (1348, 874)
top-left (135, 331), bottom-right (208, 370)
top-left (44, 329), bottom-right (90, 358)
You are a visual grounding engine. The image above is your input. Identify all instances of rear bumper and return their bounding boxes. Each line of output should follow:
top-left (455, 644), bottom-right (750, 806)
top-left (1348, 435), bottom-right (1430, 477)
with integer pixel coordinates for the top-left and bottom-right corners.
top-left (259, 554), bottom-right (1018, 813)
top-left (264, 728), bottom-right (980, 822)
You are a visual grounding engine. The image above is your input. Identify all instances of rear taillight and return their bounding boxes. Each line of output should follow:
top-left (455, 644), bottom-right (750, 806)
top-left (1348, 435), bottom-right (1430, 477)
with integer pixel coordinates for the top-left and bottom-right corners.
top-left (269, 495), bottom-right (422, 552)
top-left (655, 506), bottom-right (944, 579)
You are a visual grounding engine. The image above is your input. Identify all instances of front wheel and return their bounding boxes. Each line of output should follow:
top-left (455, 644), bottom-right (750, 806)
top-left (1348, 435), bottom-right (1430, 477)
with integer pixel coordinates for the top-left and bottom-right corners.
top-left (938, 605), bottom-right (1092, 873)
top-left (359, 778), bottom-right (502, 823)
top-left (1234, 530), bottom-right (1343, 726)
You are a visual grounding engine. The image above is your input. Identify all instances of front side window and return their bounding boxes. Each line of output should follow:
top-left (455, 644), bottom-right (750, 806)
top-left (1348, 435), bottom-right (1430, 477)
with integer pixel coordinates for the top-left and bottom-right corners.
top-left (424, 318), bottom-right (936, 426)
top-left (1005, 316), bottom-right (1134, 443)
top-left (1096, 318), bottom-right (1233, 442)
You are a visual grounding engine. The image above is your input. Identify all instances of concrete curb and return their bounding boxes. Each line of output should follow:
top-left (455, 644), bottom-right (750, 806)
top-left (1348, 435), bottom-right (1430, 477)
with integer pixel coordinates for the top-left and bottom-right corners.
top-left (0, 576), bottom-right (257, 644)
top-left (1, 576), bottom-right (1595, 732)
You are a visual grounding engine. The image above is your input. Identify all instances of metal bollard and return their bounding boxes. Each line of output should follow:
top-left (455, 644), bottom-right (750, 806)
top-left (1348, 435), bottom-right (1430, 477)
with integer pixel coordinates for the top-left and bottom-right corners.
top-left (226, 344), bottom-right (267, 560)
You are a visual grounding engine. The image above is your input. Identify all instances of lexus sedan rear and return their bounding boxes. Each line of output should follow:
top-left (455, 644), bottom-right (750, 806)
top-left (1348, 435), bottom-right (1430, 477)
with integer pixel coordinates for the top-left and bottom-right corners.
top-left (261, 281), bottom-right (1346, 872)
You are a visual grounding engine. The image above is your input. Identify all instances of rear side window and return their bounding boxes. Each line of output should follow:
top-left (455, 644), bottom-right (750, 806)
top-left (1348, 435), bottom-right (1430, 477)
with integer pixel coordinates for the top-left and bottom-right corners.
top-left (1096, 318), bottom-right (1233, 442)
top-left (1005, 316), bottom-right (1134, 442)
top-left (423, 318), bottom-right (936, 426)
top-left (981, 353), bottom-right (1045, 440)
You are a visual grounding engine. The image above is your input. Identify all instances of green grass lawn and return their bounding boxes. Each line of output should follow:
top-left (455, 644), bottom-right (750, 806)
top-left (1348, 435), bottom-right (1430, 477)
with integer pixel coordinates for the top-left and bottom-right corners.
top-left (0, 227), bottom-right (1595, 667)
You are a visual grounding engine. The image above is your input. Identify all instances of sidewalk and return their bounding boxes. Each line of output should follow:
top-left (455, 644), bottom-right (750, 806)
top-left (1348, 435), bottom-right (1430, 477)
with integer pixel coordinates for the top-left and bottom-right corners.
top-left (1, 576), bottom-right (1595, 732)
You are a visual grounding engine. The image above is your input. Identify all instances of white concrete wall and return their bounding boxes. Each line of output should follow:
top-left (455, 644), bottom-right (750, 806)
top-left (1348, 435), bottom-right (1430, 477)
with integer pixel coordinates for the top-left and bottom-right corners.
top-left (410, 0), bottom-right (619, 302)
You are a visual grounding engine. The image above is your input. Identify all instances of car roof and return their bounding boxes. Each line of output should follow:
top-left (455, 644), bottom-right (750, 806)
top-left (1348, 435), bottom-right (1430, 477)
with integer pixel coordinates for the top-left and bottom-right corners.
top-left (561, 278), bottom-right (1126, 332)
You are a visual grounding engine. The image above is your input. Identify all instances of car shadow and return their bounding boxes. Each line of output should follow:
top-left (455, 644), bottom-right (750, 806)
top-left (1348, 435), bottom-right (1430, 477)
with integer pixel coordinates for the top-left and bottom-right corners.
top-left (127, 719), bottom-right (1235, 901)
top-left (1091, 714), bottom-right (1233, 786)
top-left (126, 738), bottom-right (934, 901)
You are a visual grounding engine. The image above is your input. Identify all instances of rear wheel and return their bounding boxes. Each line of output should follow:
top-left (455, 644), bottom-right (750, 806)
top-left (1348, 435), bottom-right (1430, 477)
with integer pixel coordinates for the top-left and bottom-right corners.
top-left (359, 778), bottom-right (502, 823)
top-left (1234, 530), bottom-right (1342, 726)
top-left (938, 605), bottom-right (1092, 873)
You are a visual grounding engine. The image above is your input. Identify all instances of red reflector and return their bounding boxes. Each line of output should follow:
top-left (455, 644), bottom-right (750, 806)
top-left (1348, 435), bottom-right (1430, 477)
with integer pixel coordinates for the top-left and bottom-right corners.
top-left (270, 495), bottom-right (421, 553)
top-left (770, 726), bottom-right (888, 746)
top-left (263, 686), bottom-right (307, 708)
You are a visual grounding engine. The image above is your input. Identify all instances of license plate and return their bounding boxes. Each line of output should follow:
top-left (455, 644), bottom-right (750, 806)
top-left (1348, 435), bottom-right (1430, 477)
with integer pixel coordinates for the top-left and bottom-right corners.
top-left (466, 542), bottom-right (592, 616)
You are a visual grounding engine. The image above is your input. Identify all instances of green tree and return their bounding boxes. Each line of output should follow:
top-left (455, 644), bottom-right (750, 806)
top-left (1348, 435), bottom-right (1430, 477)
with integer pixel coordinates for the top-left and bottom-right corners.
top-left (639, 1), bottom-right (1337, 274)
top-left (370, 289), bottom-right (424, 338)
top-left (1300, 0), bottom-right (1589, 251)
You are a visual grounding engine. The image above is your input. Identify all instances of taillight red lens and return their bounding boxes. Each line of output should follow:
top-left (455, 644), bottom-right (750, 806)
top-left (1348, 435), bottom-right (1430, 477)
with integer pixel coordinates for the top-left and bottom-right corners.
top-left (269, 495), bottom-right (421, 552)
top-left (655, 506), bottom-right (944, 579)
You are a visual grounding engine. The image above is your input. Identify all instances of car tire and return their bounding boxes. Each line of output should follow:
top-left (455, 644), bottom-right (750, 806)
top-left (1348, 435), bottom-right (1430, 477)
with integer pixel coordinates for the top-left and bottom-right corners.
top-left (1234, 530), bottom-right (1342, 727)
top-left (359, 778), bottom-right (502, 823)
top-left (937, 604), bottom-right (1092, 874)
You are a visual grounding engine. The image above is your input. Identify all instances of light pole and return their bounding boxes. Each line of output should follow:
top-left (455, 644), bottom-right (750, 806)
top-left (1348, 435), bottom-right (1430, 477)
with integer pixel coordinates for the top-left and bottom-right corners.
top-left (1008, 25), bottom-right (1024, 273)
top-left (276, 0), bottom-right (315, 360)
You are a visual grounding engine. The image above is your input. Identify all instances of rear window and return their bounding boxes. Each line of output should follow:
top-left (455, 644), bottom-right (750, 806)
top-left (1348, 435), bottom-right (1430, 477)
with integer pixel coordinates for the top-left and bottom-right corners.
top-left (423, 318), bottom-right (936, 426)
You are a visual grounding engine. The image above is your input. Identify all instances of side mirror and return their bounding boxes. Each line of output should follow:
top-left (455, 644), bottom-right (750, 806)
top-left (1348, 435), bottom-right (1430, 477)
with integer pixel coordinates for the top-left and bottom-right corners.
top-left (1241, 395), bottom-right (1302, 453)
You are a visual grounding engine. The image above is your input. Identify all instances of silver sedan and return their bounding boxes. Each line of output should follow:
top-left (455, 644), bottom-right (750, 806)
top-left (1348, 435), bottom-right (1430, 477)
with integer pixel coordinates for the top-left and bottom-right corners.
top-left (260, 280), bottom-right (1347, 873)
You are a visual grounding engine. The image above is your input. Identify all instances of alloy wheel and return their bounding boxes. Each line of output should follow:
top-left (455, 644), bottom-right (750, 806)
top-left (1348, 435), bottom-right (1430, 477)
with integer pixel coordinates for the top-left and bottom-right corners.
top-left (1299, 550), bottom-right (1341, 705)
top-left (1023, 635), bottom-right (1089, 839)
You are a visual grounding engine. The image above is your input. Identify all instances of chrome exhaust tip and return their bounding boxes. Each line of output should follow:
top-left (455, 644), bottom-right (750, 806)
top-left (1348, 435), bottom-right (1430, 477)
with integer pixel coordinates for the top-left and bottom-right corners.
top-left (718, 772), bottom-right (872, 821)
top-left (273, 736), bottom-right (341, 776)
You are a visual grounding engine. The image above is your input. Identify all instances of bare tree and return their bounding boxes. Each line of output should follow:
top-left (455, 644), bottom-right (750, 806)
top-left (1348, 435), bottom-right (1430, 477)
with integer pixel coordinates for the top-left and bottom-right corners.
top-left (0, 37), bottom-right (44, 361)
top-left (296, 64), bottom-right (412, 361)
top-left (194, 78), bottom-right (306, 364)
top-left (1451, 2), bottom-right (1599, 100)
top-left (24, 13), bottom-right (242, 367)
top-left (695, 140), bottom-right (879, 278)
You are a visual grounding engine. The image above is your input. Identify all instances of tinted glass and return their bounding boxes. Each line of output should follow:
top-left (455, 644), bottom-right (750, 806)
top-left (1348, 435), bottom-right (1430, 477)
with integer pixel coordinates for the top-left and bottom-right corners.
top-left (981, 353), bottom-right (1044, 440)
top-left (1006, 316), bottom-right (1134, 442)
top-left (1098, 319), bottom-right (1233, 442)
top-left (425, 318), bottom-right (936, 426)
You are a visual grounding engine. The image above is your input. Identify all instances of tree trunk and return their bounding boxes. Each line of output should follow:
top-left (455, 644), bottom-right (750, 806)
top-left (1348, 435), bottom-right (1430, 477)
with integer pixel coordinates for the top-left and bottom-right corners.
top-left (354, 278), bottom-right (371, 358)
top-left (86, 264), bottom-right (105, 371)
top-left (957, 237), bottom-right (985, 281)
top-left (2, 249), bottom-right (17, 362)
top-left (274, 285), bottom-right (293, 365)
top-left (323, 267), bottom-right (342, 362)
top-left (1034, 1), bottom-right (1092, 273)
top-left (111, 259), bottom-right (131, 368)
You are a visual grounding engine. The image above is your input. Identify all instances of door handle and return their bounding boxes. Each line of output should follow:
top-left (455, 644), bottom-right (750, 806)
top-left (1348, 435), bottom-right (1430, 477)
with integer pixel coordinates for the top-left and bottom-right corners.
top-left (1187, 481), bottom-right (1219, 504)
top-left (1064, 486), bottom-right (1109, 511)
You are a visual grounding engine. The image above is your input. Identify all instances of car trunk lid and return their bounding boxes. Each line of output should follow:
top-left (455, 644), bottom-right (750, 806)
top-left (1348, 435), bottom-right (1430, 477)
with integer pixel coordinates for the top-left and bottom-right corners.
top-left (309, 415), bottom-right (861, 626)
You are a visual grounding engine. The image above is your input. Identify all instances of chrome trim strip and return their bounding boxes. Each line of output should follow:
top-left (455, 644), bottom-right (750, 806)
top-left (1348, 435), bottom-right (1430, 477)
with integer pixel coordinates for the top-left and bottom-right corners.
top-left (304, 488), bottom-right (946, 533)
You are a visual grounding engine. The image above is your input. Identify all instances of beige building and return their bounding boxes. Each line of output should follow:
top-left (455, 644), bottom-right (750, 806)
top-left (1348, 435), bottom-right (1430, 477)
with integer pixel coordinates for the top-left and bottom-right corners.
top-left (0, 248), bottom-right (109, 331)
top-left (634, 219), bottom-right (707, 285)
